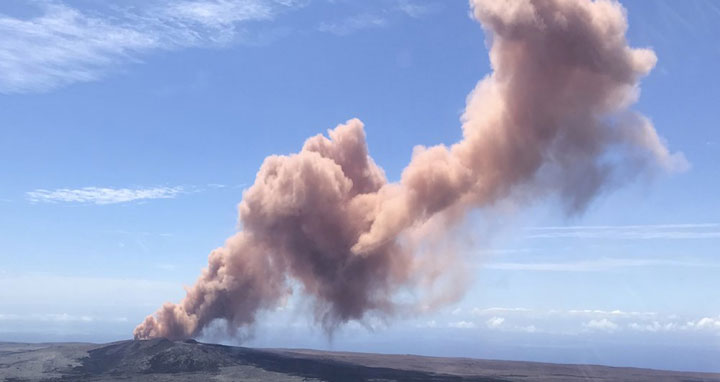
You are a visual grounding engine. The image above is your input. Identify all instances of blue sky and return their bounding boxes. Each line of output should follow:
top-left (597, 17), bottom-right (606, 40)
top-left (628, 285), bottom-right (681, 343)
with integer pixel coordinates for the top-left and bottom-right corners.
top-left (1, 0), bottom-right (719, 373)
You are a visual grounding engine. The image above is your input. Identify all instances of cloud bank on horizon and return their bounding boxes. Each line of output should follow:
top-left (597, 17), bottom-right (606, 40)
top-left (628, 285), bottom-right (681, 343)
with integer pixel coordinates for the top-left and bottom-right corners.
top-left (134, 0), bottom-right (687, 341)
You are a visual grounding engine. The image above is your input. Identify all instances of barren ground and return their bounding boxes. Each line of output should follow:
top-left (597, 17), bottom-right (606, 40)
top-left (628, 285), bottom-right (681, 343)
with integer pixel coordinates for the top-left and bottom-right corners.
top-left (1, 339), bottom-right (719, 381)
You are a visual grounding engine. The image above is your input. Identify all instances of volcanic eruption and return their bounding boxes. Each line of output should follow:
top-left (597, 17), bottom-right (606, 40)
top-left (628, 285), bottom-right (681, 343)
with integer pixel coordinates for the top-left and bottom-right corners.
top-left (134, 0), bottom-right (686, 340)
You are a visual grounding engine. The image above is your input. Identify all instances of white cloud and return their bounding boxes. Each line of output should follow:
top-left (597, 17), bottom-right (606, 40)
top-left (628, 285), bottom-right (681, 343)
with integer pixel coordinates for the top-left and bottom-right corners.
top-left (44, 313), bottom-right (93, 322)
top-left (627, 321), bottom-right (676, 332)
top-left (396, 0), bottom-right (437, 18)
top-left (691, 317), bottom-right (720, 331)
top-left (0, 0), bottom-right (302, 93)
top-left (1, 0), bottom-right (435, 92)
top-left (583, 318), bottom-right (619, 332)
top-left (471, 307), bottom-right (531, 316)
top-left (486, 258), bottom-right (719, 272)
top-left (164, 0), bottom-right (275, 28)
top-left (0, 3), bottom-right (157, 93)
top-left (444, 315), bottom-right (540, 333)
top-left (317, 13), bottom-right (386, 35)
top-left (448, 320), bottom-right (476, 329)
top-left (568, 309), bottom-right (657, 318)
top-left (442, 307), bottom-right (720, 335)
top-left (470, 307), bottom-right (661, 319)
top-left (26, 186), bottom-right (184, 205)
top-left (526, 224), bottom-right (720, 240)
top-left (486, 316), bottom-right (505, 328)
top-left (627, 317), bottom-right (720, 333)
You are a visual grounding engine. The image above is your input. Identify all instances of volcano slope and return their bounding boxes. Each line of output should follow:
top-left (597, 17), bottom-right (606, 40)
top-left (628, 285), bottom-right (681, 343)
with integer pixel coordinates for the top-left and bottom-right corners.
top-left (1, 339), bottom-right (719, 382)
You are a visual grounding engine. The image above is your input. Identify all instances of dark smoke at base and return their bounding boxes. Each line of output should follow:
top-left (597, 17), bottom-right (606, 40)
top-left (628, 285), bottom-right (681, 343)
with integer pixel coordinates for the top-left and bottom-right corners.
top-left (134, 0), bottom-right (687, 340)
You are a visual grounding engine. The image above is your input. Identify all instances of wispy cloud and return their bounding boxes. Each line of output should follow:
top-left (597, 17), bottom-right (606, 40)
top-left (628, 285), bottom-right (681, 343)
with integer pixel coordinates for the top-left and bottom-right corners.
top-left (0, 313), bottom-right (96, 322)
top-left (26, 186), bottom-right (184, 205)
top-left (0, 3), bottom-right (156, 93)
top-left (316, 0), bottom-right (436, 36)
top-left (567, 309), bottom-right (657, 318)
top-left (471, 307), bottom-right (532, 316)
top-left (485, 257), bottom-right (720, 272)
top-left (317, 13), bottom-right (387, 35)
top-left (0, 0), bottom-right (302, 93)
top-left (525, 224), bottom-right (720, 240)
top-left (0, 0), bottom-right (433, 92)
top-left (163, 0), bottom-right (277, 28)
top-left (396, 0), bottom-right (439, 18)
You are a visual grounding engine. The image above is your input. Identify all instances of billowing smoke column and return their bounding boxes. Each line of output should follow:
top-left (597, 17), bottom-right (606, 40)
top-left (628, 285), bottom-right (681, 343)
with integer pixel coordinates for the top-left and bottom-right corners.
top-left (134, 0), bottom-right (686, 340)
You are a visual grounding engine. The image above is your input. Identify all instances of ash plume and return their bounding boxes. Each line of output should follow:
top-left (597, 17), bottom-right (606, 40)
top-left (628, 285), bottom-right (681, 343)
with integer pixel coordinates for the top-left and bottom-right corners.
top-left (134, 0), bottom-right (686, 340)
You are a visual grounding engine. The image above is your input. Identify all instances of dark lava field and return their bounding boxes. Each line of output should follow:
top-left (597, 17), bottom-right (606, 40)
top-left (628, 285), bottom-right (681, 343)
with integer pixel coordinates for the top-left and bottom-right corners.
top-left (1, 339), bottom-right (719, 381)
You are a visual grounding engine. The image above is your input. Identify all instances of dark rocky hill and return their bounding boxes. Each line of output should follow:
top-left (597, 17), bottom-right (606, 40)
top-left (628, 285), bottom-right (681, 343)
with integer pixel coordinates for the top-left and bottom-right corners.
top-left (1, 339), bottom-right (719, 382)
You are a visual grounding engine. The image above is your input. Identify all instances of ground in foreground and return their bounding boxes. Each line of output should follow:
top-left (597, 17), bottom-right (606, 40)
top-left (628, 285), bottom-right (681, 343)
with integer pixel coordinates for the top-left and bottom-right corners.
top-left (1, 339), bottom-right (719, 381)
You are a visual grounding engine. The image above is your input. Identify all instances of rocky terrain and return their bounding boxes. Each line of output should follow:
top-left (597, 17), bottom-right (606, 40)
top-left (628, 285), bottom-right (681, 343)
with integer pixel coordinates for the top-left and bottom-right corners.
top-left (1, 339), bottom-right (719, 381)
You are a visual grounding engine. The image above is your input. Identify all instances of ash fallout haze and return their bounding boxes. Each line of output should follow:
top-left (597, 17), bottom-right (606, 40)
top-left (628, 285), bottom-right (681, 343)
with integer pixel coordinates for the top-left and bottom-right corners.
top-left (1, 0), bottom-right (719, 376)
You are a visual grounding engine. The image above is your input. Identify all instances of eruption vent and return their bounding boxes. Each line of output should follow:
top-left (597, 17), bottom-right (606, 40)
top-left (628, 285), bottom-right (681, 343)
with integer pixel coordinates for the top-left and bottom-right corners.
top-left (135, 0), bottom-right (686, 340)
